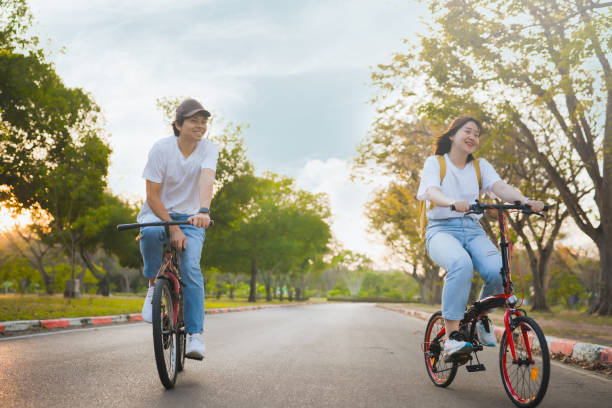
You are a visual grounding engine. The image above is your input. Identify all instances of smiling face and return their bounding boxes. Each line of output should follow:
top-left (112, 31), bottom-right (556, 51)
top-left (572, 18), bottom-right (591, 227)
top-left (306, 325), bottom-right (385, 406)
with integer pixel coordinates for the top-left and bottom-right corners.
top-left (175, 113), bottom-right (208, 142)
top-left (449, 120), bottom-right (480, 156)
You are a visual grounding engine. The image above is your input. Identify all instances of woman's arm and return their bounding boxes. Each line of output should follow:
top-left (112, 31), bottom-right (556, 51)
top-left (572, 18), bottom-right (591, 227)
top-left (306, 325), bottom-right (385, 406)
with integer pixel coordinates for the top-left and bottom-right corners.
top-left (426, 187), bottom-right (470, 212)
top-left (491, 180), bottom-right (545, 212)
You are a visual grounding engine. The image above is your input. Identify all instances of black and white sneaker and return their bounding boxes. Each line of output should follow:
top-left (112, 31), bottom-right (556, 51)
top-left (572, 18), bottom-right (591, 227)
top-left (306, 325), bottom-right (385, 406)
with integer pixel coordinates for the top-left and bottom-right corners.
top-left (444, 330), bottom-right (473, 361)
top-left (476, 317), bottom-right (496, 347)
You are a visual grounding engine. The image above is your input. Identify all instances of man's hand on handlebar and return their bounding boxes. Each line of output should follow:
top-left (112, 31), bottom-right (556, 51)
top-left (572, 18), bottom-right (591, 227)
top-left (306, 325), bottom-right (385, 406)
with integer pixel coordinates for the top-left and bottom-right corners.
top-left (187, 212), bottom-right (212, 229)
top-left (170, 226), bottom-right (187, 251)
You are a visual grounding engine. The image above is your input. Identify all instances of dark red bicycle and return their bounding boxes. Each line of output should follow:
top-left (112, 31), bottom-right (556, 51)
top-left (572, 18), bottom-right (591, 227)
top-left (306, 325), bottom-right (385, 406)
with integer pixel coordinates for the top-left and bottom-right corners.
top-left (422, 201), bottom-right (550, 408)
top-left (117, 219), bottom-right (212, 389)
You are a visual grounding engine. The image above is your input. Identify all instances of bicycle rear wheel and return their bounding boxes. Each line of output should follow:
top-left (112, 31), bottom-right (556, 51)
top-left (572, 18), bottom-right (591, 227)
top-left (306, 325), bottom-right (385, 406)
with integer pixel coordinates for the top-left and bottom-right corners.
top-left (499, 316), bottom-right (550, 407)
top-left (152, 278), bottom-right (178, 389)
top-left (423, 311), bottom-right (457, 387)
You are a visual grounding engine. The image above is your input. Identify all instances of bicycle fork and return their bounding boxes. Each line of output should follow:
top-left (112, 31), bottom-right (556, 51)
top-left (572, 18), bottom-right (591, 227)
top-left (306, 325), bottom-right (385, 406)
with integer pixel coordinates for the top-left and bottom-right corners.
top-left (504, 309), bottom-right (535, 364)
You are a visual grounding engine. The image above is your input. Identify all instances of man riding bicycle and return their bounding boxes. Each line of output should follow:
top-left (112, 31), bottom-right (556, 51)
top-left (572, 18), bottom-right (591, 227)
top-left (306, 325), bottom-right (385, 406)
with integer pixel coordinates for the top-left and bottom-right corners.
top-left (137, 98), bottom-right (217, 360)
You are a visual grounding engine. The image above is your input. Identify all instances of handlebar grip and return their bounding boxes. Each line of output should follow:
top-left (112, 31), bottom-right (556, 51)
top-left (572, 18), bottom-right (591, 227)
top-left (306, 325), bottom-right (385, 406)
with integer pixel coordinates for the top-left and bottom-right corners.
top-left (116, 223), bottom-right (140, 231)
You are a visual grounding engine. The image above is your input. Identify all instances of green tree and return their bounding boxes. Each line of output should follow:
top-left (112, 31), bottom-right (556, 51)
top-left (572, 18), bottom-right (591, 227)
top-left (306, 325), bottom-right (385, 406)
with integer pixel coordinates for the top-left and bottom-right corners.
top-left (1, 0), bottom-right (101, 210)
top-left (0, 255), bottom-right (40, 293)
top-left (78, 193), bottom-right (139, 295)
top-left (354, 118), bottom-right (444, 304)
top-left (372, 0), bottom-right (611, 314)
top-left (38, 134), bottom-right (111, 296)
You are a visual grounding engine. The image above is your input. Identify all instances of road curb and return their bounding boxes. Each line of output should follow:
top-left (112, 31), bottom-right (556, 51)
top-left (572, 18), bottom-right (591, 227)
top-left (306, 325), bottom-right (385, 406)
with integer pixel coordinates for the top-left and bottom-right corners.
top-left (376, 304), bottom-right (612, 368)
top-left (0, 302), bottom-right (308, 335)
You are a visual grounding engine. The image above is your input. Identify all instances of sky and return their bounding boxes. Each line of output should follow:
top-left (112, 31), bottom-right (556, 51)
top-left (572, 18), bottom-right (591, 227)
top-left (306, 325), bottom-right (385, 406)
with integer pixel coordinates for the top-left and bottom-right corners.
top-left (23, 0), bottom-right (429, 268)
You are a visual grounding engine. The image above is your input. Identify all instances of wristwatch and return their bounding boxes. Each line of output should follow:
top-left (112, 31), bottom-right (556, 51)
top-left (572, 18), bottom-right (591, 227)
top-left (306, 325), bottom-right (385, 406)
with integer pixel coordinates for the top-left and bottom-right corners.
top-left (198, 207), bottom-right (209, 214)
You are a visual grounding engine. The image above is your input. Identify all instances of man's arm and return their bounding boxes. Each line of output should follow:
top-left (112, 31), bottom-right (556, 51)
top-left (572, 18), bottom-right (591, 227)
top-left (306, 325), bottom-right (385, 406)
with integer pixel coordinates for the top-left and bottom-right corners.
top-left (146, 180), bottom-right (187, 250)
top-left (187, 168), bottom-right (216, 228)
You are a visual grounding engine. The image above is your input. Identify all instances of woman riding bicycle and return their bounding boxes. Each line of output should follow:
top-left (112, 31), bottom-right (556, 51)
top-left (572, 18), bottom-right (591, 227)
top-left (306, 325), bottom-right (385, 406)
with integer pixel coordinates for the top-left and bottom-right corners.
top-left (416, 115), bottom-right (544, 361)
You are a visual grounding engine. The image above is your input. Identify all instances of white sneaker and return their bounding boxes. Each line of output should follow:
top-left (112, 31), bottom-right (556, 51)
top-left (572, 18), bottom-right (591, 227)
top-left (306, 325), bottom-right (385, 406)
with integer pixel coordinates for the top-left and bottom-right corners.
top-left (444, 331), bottom-right (473, 361)
top-left (186, 333), bottom-right (205, 360)
top-left (476, 318), bottom-right (496, 347)
top-left (141, 286), bottom-right (154, 323)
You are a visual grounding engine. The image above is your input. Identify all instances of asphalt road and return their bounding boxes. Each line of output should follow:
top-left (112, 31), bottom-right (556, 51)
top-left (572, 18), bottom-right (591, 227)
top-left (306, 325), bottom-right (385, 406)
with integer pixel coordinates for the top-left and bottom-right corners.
top-left (1, 303), bottom-right (610, 407)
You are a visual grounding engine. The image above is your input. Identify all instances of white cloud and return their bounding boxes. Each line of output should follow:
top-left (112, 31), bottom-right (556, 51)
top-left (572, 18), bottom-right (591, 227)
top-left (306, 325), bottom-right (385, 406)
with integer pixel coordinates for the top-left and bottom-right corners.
top-left (295, 158), bottom-right (393, 269)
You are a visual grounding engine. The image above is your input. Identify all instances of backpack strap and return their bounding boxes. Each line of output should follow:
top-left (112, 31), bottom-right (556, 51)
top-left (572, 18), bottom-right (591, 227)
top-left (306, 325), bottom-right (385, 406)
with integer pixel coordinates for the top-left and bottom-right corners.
top-left (429, 155), bottom-right (446, 210)
top-left (473, 157), bottom-right (482, 201)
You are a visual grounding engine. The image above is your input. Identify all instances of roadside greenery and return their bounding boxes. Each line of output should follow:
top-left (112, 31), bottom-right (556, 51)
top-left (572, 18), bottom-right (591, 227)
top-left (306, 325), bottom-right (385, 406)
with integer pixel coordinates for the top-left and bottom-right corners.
top-left (0, 294), bottom-right (325, 321)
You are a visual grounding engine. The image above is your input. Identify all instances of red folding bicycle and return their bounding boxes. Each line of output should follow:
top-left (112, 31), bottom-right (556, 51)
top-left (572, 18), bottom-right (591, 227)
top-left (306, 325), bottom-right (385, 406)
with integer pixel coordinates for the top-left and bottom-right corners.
top-left (117, 219), bottom-right (212, 389)
top-left (422, 201), bottom-right (550, 408)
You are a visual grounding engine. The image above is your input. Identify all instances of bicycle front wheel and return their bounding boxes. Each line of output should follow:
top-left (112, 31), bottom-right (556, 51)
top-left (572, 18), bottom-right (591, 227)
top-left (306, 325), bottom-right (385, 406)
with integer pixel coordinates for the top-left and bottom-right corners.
top-left (423, 311), bottom-right (457, 387)
top-left (176, 293), bottom-right (186, 372)
top-left (499, 316), bottom-right (550, 407)
top-left (152, 278), bottom-right (178, 389)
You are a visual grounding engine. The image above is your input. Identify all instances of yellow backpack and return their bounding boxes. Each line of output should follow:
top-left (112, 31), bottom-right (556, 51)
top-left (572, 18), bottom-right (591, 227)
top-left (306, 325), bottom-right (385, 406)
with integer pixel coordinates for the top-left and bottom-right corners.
top-left (417, 155), bottom-right (482, 239)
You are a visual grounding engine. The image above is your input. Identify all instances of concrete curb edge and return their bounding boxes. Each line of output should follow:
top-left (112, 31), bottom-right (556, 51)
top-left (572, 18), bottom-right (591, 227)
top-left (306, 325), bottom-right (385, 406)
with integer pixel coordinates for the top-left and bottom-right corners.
top-left (0, 302), bottom-right (308, 335)
top-left (376, 304), bottom-right (612, 368)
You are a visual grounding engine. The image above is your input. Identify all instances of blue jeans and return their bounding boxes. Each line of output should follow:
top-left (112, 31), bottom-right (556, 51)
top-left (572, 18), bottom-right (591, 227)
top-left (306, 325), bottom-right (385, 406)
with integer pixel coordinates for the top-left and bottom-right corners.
top-left (426, 217), bottom-right (504, 321)
top-left (140, 213), bottom-right (205, 334)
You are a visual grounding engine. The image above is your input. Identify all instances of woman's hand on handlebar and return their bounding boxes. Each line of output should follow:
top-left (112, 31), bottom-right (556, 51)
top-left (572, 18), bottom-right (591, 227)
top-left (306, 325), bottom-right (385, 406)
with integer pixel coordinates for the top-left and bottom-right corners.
top-left (525, 199), bottom-right (545, 213)
top-left (187, 212), bottom-right (212, 229)
top-left (451, 200), bottom-right (470, 212)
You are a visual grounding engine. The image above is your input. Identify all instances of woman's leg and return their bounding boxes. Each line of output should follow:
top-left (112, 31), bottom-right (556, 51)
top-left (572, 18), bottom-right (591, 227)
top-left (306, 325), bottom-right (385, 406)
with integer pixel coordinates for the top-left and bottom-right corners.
top-left (427, 231), bottom-right (475, 334)
top-left (465, 230), bottom-right (504, 299)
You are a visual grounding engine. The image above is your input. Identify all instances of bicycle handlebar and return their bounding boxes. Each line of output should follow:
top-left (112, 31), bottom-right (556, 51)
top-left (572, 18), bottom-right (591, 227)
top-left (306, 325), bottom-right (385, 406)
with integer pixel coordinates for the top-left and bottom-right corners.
top-left (450, 200), bottom-right (549, 216)
top-left (116, 219), bottom-right (214, 231)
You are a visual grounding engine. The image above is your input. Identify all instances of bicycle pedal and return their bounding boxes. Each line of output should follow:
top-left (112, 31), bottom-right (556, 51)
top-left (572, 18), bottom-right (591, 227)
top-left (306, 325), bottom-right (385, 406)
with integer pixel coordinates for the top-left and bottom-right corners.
top-left (185, 354), bottom-right (204, 361)
top-left (466, 364), bottom-right (486, 372)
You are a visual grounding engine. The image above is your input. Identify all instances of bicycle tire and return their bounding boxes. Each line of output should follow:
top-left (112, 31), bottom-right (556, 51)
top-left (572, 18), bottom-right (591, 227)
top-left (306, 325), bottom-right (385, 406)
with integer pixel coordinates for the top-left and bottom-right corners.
top-left (423, 311), bottom-right (458, 387)
top-left (499, 316), bottom-right (550, 407)
top-left (152, 278), bottom-right (178, 389)
top-left (176, 294), bottom-right (186, 372)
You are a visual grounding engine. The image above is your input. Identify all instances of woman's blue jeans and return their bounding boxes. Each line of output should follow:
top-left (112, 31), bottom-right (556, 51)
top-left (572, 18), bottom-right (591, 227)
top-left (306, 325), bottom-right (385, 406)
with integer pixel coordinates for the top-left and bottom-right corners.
top-left (426, 217), bottom-right (504, 321)
top-left (139, 213), bottom-right (205, 334)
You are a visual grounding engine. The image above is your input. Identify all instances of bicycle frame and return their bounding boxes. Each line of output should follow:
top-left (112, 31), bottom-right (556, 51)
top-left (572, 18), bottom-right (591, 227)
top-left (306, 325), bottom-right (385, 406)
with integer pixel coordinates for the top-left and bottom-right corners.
top-left (155, 243), bottom-right (182, 329)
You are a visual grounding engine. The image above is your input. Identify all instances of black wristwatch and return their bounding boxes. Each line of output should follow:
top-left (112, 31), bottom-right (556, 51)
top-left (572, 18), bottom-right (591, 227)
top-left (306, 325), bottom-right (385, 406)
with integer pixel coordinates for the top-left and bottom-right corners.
top-left (198, 207), bottom-right (209, 214)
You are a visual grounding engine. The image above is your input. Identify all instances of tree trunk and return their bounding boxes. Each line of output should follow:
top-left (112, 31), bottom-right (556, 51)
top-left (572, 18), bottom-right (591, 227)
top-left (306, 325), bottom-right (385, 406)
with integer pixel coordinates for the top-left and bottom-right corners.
top-left (531, 258), bottom-right (551, 312)
top-left (591, 235), bottom-right (612, 315)
top-left (295, 287), bottom-right (301, 301)
top-left (248, 258), bottom-right (257, 302)
top-left (79, 246), bottom-right (110, 296)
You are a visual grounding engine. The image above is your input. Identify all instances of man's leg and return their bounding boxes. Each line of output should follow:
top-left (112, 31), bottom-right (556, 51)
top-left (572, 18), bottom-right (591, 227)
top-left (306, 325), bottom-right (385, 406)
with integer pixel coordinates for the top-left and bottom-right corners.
top-left (180, 224), bottom-right (205, 334)
top-left (139, 226), bottom-right (166, 322)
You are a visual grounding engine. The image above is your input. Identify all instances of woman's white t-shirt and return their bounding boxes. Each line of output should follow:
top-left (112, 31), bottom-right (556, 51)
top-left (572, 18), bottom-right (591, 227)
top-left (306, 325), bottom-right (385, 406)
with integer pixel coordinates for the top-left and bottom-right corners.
top-left (416, 154), bottom-right (501, 220)
top-left (137, 136), bottom-right (219, 223)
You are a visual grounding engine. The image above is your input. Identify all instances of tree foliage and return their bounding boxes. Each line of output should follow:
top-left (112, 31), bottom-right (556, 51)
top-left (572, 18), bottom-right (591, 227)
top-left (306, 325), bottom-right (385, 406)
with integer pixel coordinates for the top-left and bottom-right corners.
top-left (370, 0), bottom-right (612, 314)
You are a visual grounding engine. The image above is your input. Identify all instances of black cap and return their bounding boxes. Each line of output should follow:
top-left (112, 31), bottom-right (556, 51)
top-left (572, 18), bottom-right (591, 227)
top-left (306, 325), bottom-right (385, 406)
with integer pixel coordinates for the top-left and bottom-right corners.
top-left (175, 98), bottom-right (211, 121)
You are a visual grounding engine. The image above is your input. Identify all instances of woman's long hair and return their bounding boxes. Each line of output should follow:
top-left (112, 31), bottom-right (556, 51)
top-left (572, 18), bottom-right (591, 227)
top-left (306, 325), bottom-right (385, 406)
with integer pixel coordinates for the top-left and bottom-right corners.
top-left (432, 116), bottom-right (482, 163)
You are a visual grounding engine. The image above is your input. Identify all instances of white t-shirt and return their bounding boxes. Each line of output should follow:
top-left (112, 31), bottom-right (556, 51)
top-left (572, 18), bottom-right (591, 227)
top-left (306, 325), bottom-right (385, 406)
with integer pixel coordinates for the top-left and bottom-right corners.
top-left (416, 154), bottom-right (501, 220)
top-left (137, 136), bottom-right (219, 223)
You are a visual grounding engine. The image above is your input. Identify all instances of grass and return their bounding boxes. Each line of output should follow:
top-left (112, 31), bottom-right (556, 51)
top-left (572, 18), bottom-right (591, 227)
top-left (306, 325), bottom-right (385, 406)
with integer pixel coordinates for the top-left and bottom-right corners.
top-left (0, 294), bottom-right (324, 322)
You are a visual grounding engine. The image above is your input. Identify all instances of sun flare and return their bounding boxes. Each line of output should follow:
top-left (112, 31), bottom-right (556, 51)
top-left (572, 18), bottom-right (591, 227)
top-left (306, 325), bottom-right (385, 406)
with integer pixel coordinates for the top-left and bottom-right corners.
top-left (0, 206), bottom-right (33, 232)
